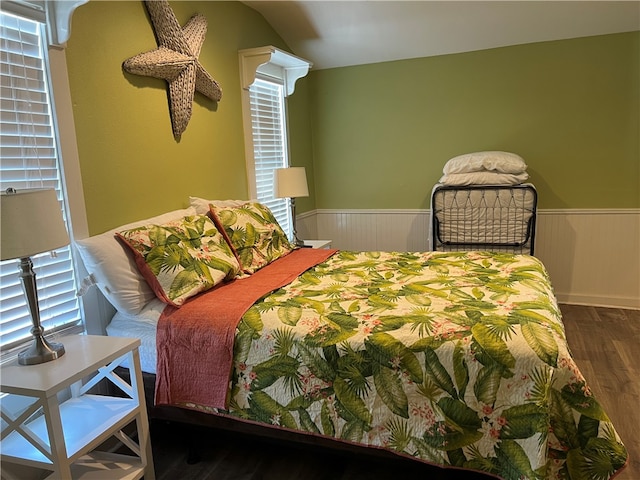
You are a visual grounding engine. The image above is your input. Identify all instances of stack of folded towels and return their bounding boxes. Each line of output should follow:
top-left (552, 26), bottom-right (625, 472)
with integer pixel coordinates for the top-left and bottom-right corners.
top-left (439, 151), bottom-right (528, 186)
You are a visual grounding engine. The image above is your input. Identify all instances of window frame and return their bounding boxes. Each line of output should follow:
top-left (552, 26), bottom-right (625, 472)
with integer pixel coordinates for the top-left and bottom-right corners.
top-left (0, 1), bottom-right (89, 360)
top-left (238, 46), bottom-right (311, 239)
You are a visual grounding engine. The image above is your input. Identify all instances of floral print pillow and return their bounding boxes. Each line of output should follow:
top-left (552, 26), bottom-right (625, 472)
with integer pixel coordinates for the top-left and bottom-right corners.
top-left (116, 215), bottom-right (240, 307)
top-left (209, 202), bottom-right (293, 274)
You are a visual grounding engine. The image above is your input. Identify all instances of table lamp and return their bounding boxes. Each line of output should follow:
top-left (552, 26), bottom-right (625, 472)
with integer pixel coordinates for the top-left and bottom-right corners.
top-left (1, 188), bottom-right (69, 365)
top-left (274, 167), bottom-right (309, 247)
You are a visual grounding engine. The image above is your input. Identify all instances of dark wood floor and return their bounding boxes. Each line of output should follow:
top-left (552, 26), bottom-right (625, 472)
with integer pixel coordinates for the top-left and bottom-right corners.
top-left (559, 305), bottom-right (639, 480)
top-left (149, 421), bottom-right (493, 480)
top-left (148, 304), bottom-right (639, 480)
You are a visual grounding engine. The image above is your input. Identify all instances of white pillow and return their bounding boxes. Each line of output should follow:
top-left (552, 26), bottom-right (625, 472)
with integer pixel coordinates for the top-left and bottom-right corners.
top-left (75, 207), bottom-right (196, 315)
top-left (443, 151), bottom-right (527, 175)
top-left (189, 196), bottom-right (252, 215)
top-left (439, 171), bottom-right (529, 186)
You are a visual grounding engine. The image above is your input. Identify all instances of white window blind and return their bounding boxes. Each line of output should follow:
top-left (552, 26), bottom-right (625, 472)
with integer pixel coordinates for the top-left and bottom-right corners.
top-left (0, 11), bottom-right (82, 353)
top-left (249, 77), bottom-right (291, 236)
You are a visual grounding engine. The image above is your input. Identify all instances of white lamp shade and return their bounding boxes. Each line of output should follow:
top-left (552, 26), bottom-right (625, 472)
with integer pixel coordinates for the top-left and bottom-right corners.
top-left (274, 167), bottom-right (309, 198)
top-left (1, 188), bottom-right (70, 261)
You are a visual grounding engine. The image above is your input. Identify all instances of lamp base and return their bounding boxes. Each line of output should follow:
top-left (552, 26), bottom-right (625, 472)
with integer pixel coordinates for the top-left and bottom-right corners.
top-left (18, 335), bottom-right (65, 365)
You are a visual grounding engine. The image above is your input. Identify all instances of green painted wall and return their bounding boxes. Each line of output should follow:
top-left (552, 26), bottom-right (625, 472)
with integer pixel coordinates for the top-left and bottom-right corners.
top-left (65, 1), bottom-right (311, 235)
top-left (310, 32), bottom-right (639, 210)
top-left (66, 2), bottom-right (638, 236)
top-left (287, 78), bottom-right (315, 214)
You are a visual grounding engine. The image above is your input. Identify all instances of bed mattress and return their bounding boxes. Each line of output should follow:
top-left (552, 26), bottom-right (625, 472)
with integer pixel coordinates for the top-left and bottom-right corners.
top-left (106, 299), bottom-right (163, 374)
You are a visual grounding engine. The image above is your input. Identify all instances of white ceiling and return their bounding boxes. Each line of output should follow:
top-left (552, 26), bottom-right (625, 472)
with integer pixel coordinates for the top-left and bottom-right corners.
top-left (242, 1), bottom-right (640, 70)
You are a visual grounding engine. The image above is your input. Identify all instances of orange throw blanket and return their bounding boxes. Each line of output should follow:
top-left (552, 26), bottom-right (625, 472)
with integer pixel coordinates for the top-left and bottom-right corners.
top-left (155, 248), bottom-right (337, 410)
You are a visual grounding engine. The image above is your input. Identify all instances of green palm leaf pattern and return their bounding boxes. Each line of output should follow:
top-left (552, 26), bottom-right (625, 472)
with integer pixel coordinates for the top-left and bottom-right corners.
top-left (366, 332), bottom-right (423, 383)
top-left (422, 421), bottom-right (483, 451)
top-left (277, 304), bottom-right (303, 326)
top-left (117, 215), bottom-right (239, 305)
top-left (333, 376), bottom-right (373, 425)
top-left (212, 202), bottom-right (293, 273)
top-left (373, 365), bottom-right (409, 418)
top-left (471, 323), bottom-right (516, 375)
top-left (423, 349), bottom-right (458, 399)
top-left (340, 419), bottom-right (367, 442)
top-left (296, 340), bottom-right (335, 383)
top-left (567, 438), bottom-right (628, 480)
top-left (495, 439), bottom-right (538, 480)
top-left (436, 397), bottom-right (483, 435)
top-left (250, 355), bottom-right (300, 392)
top-left (228, 251), bottom-right (626, 480)
top-left (499, 403), bottom-right (549, 439)
top-left (412, 436), bottom-right (448, 463)
top-left (297, 407), bottom-right (321, 434)
top-left (452, 341), bottom-right (469, 398)
top-left (474, 364), bottom-right (503, 406)
top-left (320, 400), bottom-right (336, 436)
top-left (248, 390), bottom-right (297, 429)
top-left (520, 320), bottom-right (559, 367)
top-left (386, 418), bottom-right (412, 452)
top-left (560, 382), bottom-right (610, 421)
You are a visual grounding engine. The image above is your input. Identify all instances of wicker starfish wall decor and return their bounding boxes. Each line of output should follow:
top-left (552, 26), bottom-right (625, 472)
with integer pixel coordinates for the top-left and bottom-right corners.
top-left (123, 0), bottom-right (222, 139)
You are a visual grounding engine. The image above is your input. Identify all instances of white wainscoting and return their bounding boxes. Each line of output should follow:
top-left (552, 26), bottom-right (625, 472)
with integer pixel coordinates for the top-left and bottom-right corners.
top-left (534, 210), bottom-right (639, 310)
top-left (298, 209), bottom-right (430, 252)
top-left (297, 208), bottom-right (640, 310)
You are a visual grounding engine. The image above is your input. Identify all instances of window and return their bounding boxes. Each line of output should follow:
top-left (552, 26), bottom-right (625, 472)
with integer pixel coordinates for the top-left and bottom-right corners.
top-left (239, 46), bottom-right (311, 240)
top-left (0, 9), bottom-right (82, 355)
top-left (249, 77), bottom-right (290, 234)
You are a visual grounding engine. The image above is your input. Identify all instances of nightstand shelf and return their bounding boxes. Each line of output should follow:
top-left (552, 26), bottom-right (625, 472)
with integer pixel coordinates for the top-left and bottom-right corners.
top-left (303, 239), bottom-right (332, 249)
top-left (56, 451), bottom-right (144, 480)
top-left (0, 335), bottom-right (155, 480)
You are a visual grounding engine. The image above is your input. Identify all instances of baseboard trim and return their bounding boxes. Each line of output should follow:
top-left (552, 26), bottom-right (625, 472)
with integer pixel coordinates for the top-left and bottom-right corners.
top-left (555, 293), bottom-right (640, 311)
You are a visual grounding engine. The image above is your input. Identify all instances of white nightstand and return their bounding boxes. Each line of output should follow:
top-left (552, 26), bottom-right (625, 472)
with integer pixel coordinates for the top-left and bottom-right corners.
top-left (0, 335), bottom-right (155, 480)
top-left (303, 240), bottom-right (332, 249)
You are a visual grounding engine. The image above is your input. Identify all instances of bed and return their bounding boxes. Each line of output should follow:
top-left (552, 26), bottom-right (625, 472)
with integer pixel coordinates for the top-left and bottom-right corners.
top-left (431, 151), bottom-right (537, 255)
top-left (75, 197), bottom-right (628, 480)
top-left (431, 184), bottom-right (537, 255)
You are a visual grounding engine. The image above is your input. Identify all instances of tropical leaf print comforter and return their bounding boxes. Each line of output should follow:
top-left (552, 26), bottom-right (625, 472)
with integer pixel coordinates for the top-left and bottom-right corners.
top-left (207, 251), bottom-right (626, 480)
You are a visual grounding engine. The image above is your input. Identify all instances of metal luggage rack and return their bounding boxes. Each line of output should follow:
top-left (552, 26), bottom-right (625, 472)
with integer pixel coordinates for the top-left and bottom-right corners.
top-left (431, 184), bottom-right (537, 255)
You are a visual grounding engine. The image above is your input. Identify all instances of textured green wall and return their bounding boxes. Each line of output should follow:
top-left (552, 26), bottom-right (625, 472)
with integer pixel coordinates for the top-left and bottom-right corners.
top-left (65, 1), bottom-right (307, 235)
top-left (287, 78), bottom-right (315, 214)
top-left (309, 32), bottom-right (639, 210)
top-left (66, 2), bottom-right (638, 236)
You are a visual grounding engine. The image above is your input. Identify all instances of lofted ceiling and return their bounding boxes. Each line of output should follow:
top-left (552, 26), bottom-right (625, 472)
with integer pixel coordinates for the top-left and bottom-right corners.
top-left (242, 1), bottom-right (640, 70)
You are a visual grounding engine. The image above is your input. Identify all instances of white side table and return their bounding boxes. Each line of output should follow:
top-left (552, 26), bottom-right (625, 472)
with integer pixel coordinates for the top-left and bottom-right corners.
top-left (0, 335), bottom-right (155, 480)
top-left (303, 240), bottom-right (332, 249)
